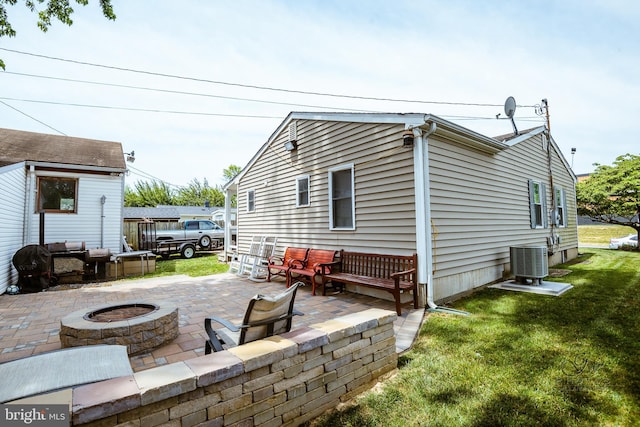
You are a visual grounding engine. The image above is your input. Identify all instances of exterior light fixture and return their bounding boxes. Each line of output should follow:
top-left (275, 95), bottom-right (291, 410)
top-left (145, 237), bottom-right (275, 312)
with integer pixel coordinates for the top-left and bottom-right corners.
top-left (402, 130), bottom-right (414, 147)
top-left (124, 151), bottom-right (135, 163)
top-left (284, 141), bottom-right (298, 151)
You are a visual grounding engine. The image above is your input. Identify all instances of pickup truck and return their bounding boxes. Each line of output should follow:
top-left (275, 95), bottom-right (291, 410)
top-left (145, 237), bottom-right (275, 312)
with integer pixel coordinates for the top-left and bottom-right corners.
top-left (143, 220), bottom-right (225, 250)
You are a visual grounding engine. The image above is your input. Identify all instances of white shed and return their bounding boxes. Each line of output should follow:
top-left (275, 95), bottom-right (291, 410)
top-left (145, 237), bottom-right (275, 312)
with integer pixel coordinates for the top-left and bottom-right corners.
top-left (0, 128), bottom-right (127, 294)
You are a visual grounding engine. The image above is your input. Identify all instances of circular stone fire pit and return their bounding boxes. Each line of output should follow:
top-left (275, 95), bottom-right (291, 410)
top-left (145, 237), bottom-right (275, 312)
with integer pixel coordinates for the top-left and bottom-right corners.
top-left (60, 301), bottom-right (179, 355)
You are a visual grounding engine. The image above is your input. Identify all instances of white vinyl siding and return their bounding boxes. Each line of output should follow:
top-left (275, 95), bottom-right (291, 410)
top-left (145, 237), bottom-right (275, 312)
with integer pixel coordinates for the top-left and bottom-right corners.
top-left (0, 163), bottom-right (27, 294)
top-left (27, 170), bottom-right (124, 254)
top-left (328, 164), bottom-right (355, 230)
top-left (296, 176), bottom-right (310, 207)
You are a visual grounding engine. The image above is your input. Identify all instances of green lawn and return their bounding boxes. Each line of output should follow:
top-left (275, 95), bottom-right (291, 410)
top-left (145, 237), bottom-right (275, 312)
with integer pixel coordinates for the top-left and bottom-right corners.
top-left (312, 249), bottom-right (640, 426)
top-left (145, 252), bottom-right (229, 278)
top-left (578, 224), bottom-right (636, 246)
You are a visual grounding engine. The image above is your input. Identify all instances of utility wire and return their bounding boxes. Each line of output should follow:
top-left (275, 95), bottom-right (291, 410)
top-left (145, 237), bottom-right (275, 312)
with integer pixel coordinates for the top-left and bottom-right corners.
top-left (0, 48), bottom-right (536, 108)
top-left (2, 71), bottom-right (379, 113)
top-left (0, 99), bottom-right (67, 135)
top-left (0, 96), bottom-right (285, 119)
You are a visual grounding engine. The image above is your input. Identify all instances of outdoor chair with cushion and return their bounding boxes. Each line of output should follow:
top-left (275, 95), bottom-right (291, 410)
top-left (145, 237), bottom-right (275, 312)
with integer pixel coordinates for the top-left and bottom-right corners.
top-left (204, 282), bottom-right (303, 353)
top-left (267, 247), bottom-right (309, 283)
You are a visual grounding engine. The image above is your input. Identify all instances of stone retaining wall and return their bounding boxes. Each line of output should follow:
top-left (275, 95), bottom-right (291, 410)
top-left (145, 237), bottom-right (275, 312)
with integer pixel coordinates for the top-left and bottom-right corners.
top-left (72, 308), bottom-right (398, 426)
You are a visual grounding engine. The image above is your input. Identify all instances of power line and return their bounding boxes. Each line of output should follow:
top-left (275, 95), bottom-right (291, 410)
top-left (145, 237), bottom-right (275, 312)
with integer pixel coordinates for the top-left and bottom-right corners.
top-left (2, 71), bottom-right (378, 113)
top-left (0, 100), bottom-right (67, 135)
top-left (0, 48), bottom-right (535, 108)
top-left (0, 96), bottom-right (285, 119)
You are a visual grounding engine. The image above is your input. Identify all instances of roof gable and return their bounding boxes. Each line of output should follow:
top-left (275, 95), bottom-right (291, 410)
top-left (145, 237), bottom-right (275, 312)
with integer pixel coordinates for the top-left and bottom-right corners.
top-left (0, 128), bottom-right (126, 170)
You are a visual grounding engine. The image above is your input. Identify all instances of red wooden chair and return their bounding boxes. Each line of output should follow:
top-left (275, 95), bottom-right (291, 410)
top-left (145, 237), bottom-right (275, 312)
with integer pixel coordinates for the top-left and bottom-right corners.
top-left (267, 247), bottom-right (309, 282)
top-left (287, 249), bottom-right (339, 295)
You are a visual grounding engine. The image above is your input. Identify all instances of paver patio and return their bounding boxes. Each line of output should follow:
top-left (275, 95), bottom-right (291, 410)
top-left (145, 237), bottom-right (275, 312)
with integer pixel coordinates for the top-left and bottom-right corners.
top-left (0, 272), bottom-right (424, 372)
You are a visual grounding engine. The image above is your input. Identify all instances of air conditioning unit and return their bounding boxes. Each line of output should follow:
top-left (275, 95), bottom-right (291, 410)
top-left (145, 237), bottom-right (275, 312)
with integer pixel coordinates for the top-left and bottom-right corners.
top-left (510, 246), bottom-right (548, 285)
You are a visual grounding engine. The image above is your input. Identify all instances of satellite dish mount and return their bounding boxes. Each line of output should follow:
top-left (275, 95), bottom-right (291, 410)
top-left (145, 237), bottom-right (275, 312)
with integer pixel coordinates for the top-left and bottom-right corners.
top-left (504, 96), bottom-right (518, 136)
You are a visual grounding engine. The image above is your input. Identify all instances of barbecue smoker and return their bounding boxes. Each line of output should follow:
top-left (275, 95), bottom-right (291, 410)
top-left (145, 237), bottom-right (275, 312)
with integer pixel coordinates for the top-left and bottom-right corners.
top-left (12, 244), bottom-right (54, 293)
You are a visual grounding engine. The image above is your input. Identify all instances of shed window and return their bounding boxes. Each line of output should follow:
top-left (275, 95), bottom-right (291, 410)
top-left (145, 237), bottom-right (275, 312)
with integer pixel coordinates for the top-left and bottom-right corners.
top-left (329, 164), bottom-right (355, 230)
top-left (296, 176), bottom-right (310, 207)
top-left (37, 177), bottom-right (78, 213)
top-left (554, 186), bottom-right (567, 227)
top-left (247, 189), bottom-right (256, 212)
top-left (528, 179), bottom-right (547, 229)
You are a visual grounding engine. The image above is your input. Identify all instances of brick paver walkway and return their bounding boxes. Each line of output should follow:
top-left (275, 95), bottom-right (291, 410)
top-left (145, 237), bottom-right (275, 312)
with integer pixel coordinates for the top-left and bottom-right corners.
top-left (0, 273), bottom-right (424, 372)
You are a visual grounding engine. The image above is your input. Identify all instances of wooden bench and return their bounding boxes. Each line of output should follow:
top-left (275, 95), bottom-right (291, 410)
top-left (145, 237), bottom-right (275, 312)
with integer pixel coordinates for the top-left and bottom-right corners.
top-left (267, 247), bottom-right (309, 282)
top-left (319, 250), bottom-right (418, 315)
top-left (287, 249), bottom-right (339, 295)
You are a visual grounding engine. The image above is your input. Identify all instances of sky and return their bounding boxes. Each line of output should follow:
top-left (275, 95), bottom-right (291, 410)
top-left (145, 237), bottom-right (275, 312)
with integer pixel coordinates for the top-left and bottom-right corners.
top-left (1, 0), bottom-right (639, 188)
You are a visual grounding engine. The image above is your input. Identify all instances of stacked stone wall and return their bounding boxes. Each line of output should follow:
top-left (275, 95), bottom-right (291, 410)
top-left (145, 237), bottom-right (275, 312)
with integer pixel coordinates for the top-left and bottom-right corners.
top-left (72, 308), bottom-right (398, 426)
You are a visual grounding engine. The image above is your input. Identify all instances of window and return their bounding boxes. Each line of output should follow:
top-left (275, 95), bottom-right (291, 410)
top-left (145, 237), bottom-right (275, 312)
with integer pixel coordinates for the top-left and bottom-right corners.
top-left (296, 176), bottom-right (310, 207)
top-left (329, 164), bottom-right (355, 230)
top-left (37, 177), bottom-right (78, 213)
top-left (554, 186), bottom-right (567, 227)
top-left (528, 179), bottom-right (547, 229)
top-left (247, 189), bottom-right (255, 212)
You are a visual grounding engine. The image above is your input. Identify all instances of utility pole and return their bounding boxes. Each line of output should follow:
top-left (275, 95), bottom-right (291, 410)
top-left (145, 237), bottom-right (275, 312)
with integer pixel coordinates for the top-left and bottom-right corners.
top-left (541, 98), bottom-right (550, 132)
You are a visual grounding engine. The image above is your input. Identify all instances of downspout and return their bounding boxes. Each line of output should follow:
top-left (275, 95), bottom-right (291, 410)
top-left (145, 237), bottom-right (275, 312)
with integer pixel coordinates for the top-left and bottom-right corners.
top-left (413, 121), bottom-right (469, 316)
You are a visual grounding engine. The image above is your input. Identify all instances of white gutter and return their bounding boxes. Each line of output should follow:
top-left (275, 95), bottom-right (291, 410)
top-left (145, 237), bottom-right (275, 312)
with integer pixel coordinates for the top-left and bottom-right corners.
top-left (412, 121), bottom-right (470, 316)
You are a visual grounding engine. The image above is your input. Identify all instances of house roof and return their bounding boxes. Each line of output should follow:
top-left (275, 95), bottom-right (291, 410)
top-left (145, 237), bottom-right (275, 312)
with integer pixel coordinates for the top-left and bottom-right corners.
top-left (0, 128), bottom-right (126, 170)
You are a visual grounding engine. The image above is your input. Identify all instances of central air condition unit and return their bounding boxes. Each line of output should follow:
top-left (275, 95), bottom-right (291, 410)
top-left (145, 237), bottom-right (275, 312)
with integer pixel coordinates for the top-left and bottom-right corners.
top-left (510, 246), bottom-right (548, 285)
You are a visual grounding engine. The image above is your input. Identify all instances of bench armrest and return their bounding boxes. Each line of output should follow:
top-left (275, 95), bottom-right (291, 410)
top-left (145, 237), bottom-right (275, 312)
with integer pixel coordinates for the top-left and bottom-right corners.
top-left (390, 268), bottom-right (415, 279)
top-left (315, 260), bottom-right (340, 274)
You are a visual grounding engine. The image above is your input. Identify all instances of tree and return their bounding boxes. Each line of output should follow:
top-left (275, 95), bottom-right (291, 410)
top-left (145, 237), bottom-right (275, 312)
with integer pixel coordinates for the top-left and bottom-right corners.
top-left (124, 180), bottom-right (173, 207)
top-left (174, 178), bottom-right (224, 207)
top-left (222, 164), bottom-right (241, 184)
top-left (577, 153), bottom-right (640, 247)
top-left (0, 0), bottom-right (116, 69)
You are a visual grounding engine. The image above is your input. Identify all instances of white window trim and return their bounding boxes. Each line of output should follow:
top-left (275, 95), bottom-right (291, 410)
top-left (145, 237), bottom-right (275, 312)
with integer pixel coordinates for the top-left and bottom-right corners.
top-left (296, 175), bottom-right (310, 208)
top-left (528, 179), bottom-right (548, 229)
top-left (554, 186), bottom-right (567, 228)
top-left (328, 163), bottom-right (355, 231)
top-left (246, 189), bottom-right (256, 212)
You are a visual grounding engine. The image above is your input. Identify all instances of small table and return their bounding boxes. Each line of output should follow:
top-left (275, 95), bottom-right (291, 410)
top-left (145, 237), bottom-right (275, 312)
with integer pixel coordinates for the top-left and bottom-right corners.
top-left (110, 250), bottom-right (154, 279)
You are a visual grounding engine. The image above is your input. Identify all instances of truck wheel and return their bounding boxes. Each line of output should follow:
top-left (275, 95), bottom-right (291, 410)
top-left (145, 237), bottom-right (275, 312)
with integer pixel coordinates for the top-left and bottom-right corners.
top-left (181, 244), bottom-right (196, 259)
top-left (199, 235), bottom-right (211, 249)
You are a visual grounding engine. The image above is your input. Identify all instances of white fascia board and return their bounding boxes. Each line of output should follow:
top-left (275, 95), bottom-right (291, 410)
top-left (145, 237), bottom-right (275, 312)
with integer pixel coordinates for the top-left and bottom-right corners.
top-left (26, 161), bottom-right (126, 174)
top-left (499, 126), bottom-right (547, 146)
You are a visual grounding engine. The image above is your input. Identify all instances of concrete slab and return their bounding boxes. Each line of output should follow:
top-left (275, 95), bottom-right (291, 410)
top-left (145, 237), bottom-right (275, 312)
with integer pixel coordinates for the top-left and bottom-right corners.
top-left (489, 280), bottom-right (573, 296)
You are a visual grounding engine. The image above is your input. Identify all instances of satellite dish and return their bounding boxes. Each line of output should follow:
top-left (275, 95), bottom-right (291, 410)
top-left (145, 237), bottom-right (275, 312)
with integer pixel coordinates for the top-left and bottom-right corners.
top-left (504, 96), bottom-right (517, 118)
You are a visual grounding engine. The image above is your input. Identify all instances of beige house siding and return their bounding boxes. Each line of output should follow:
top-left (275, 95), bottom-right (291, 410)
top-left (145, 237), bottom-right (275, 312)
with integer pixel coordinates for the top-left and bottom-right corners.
top-left (231, 113), bottom-right (578, 303)
top-left (236, 120), bottom-right (417, 256)
top-left (428, 131), bottom-right (578, 300)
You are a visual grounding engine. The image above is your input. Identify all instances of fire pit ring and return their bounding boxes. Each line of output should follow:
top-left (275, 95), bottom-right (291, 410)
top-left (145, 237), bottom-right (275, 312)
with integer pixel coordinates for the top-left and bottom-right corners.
top-left (60, 300), bottom-right (178, 355)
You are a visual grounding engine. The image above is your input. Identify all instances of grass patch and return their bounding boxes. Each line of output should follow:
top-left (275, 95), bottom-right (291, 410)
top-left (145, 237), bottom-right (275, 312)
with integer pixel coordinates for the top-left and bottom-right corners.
top-left (134, 253), bottom-right (229, 279)
top-left (312, 249), bottom-right (640, 426)
top-left (578, 224), bottom-right (636, 246)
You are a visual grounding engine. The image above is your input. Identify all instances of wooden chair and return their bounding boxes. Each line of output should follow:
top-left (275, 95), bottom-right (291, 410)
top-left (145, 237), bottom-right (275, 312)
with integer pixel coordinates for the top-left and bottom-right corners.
top-left (287, 249), bottom-right (339, 295)
top-left (267, 247), bottom-right (309, 282)
top-left (204, 282), bottom-right (303, 353)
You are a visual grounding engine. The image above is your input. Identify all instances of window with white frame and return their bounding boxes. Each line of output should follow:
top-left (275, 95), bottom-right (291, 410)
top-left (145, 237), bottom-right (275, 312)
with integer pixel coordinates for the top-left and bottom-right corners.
top-left (329, 164), bottom-right (355, 230)
top-left (37, 176), bottom-right (78, 213)
top-left (296, 175), bottom-right (310, 207)
top-left (528, 179), bottom-right (547, 228)
top-left (554, 186), bottom-right (567, 227)
top-left (246, 189), bottom-right (255, 212)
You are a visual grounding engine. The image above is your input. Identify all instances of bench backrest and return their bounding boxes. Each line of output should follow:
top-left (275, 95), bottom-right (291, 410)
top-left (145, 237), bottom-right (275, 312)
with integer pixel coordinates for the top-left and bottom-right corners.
top-left (339, 251), bottom-right (417, 282)
top-left (283, 247), bottom-right (309, 265)
top-left (306, 249), bottom-right (339, 268)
